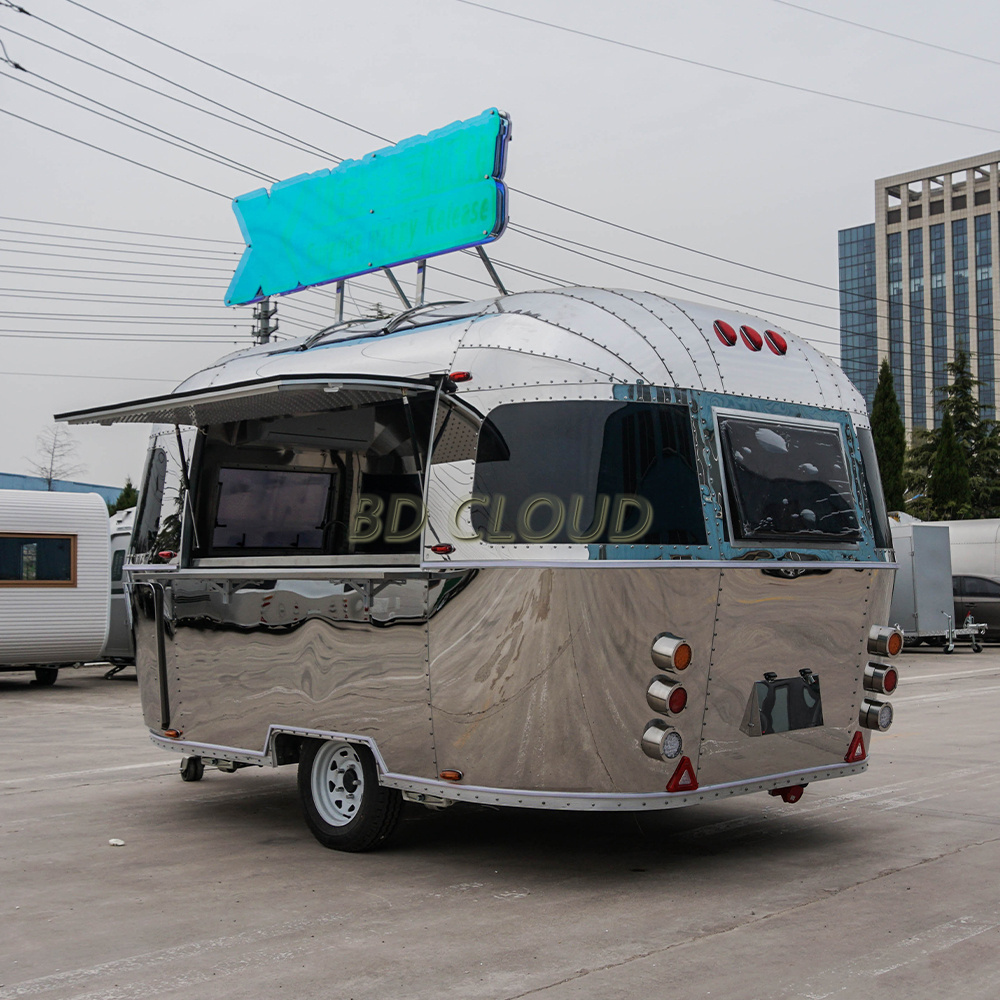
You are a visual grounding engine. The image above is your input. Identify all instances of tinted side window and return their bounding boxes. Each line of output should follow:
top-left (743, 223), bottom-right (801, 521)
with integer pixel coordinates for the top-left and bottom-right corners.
top-left (965, 577), bottom-right (1000, 598)
top-left (472, 401), bottom-right (707, 546)
top-left (0, 535), bottom-right (75, 585)
top-left (953, 576), bottom-right (965, 597)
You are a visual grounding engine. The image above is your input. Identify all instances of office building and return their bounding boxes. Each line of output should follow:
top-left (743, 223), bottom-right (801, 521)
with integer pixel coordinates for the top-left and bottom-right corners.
top-left (839, 151), bottom-right (1000, 432)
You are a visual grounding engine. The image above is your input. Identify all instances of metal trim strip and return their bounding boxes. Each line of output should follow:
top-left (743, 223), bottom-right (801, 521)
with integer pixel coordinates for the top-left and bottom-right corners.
top-left (148, 728), bottom-right (868, 811)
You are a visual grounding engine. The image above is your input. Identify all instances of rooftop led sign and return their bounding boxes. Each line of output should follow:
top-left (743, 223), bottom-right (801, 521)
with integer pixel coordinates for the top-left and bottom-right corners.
top-left (225, 109), bottom-right (511, 306)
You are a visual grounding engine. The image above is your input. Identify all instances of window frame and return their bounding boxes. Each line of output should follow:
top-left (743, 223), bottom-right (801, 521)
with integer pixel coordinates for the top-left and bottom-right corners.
top-left (0, 532), bottom-right (78, 588)
top-left (713, 408), bottom-right (862, 549)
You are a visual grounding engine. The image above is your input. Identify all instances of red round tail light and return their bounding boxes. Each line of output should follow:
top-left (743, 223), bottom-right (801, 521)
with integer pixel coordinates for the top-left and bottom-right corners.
top-left (667, 686), bottom-right (688, 714)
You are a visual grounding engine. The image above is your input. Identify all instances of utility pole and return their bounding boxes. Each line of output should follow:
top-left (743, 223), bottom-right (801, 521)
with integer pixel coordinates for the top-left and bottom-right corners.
top-left (253, 297), bottom-right (277, 344)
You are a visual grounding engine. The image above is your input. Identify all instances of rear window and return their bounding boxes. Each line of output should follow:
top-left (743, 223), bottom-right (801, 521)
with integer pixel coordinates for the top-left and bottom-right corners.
top-left (472, 401), bottom-right (707, 546)
top-left (719, 414), bottom-right (860, 544)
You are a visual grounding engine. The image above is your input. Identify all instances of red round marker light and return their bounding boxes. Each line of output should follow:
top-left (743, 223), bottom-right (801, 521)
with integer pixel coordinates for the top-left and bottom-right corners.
top-left (449, 371), bottom-right (473, 383)
top-left (882, 667), bottom-right (898, 694)
top-left (667, 686), bottom-right (688, 714)
top-left (764, 329), bottom-right (788, 355)
top-left (739, 325), bottom-right (763, 351)
top-left (713, 319), bottom-right (737, 346)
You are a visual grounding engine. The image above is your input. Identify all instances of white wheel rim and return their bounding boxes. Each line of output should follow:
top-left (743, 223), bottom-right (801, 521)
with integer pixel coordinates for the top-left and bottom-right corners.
top-left (311, 742), bottom-right (364, 827)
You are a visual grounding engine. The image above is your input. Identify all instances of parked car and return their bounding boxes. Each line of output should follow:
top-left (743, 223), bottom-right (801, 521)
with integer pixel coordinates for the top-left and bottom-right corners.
top-left (953, 574), bottom-right (1000, 639)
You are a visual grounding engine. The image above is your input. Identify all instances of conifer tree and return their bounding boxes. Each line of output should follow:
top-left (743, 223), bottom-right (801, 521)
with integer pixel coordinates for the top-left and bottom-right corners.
top-left (870, 358), bottom-right (906, 511)
top-left (928, 410), bottom-right (971, 519)
top-left (935, 351), bottom-right (1000, 517)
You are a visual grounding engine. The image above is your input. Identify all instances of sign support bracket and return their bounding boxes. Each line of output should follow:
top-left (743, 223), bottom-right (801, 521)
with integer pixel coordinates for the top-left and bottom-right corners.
top-left (476, 246), bottom-right (508, 296)
top-left (383, 267), bottom-right (412, 309)
top-left (334, 281), bottom-right (345, 323)
top-left (415, 259), bottom-right (427, 307)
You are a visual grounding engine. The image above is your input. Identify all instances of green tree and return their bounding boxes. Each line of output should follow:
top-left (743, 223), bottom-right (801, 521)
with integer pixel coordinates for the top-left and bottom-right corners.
top-left (903, 427), bottom-right (936, 520)
top-left (928, 410), bottom-right (971, 519)
top-left (934, 351), bottom-right (1000, 517)
top-left (870, 359), bottom-right (906, 511)
top-left (107, 476), bottom-right (138, 515)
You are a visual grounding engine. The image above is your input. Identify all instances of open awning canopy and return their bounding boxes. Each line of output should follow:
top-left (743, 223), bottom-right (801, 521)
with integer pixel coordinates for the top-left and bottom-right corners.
top-left (56, 376), bottom-right (437, 427)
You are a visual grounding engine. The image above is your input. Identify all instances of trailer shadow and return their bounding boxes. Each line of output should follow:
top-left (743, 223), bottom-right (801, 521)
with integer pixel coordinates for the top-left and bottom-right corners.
top-left (170, 766), bottom-right (860, 884)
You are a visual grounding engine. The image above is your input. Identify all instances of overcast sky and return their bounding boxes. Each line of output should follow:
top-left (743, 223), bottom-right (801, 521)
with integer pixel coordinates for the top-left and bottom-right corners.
top-left (4, 0), bottom-right (1000, 490)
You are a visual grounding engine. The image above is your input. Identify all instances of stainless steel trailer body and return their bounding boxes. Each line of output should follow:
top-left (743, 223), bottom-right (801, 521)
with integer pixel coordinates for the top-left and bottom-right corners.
top-left (61, 288), bottom-right (901, 849)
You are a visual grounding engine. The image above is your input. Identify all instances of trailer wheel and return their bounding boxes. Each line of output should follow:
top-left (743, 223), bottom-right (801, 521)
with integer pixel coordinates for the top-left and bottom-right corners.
top-left (33, 668), bottom-right (58, 686)
top-left (180, 756), bottom-right (205, 782)
top-left (298, 739), bottom-right (401, 852)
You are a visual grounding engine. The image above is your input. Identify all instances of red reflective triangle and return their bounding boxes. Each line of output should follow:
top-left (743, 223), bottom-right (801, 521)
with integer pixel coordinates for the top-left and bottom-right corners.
top-left (845, 730), bottom-right (867, 763)
top-left (666, 755), bottom-right (699, 793)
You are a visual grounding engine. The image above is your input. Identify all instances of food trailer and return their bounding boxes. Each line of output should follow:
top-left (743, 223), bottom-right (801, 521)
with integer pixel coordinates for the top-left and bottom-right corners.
top-left (60, 287), bottom-right (903, 850)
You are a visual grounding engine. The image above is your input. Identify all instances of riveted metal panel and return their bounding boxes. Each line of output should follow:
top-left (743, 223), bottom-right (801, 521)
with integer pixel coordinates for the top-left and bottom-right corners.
top-left (697, 566), bottom-right (894, 787)
top-left (427, 565), bottom-right (721, 793)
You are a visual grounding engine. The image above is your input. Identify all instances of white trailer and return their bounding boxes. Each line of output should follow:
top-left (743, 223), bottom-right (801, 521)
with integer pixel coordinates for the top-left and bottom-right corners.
top-left (888, 519), bottom-right (984, 652)
top-left (932, 518), bottom-right (1000, 577)
top-left (0, 489), bottom-right (110, 684)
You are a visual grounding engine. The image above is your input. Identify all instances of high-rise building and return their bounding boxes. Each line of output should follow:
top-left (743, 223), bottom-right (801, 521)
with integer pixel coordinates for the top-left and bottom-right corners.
top-left (839, 151), bottom-right (1000, 433)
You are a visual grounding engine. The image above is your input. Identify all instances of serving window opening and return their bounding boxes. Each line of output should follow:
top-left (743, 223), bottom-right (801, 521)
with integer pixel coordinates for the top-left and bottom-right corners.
top-left (190, 393), bottom-right (440, 561)
top-left (718, 413), bottom-right (861, 545)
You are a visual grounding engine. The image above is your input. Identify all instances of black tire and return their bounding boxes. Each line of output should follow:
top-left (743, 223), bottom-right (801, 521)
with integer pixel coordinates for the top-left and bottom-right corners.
top-left (180, 756), bottom-right (205, 782)
top-left (297, 739), bottom-right (402, 852)
top-left (33, 667), bottom-right (58, 686)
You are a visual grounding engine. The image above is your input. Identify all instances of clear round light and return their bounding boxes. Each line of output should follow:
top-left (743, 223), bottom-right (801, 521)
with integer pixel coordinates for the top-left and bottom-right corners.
top-left (878, 702), bottom-right (893, 731)
top-left (661, 730), bottom-right (683, 760)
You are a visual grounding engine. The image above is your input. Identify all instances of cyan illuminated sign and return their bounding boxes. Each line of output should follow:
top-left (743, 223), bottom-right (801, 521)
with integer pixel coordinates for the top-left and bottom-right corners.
top-left (225, 108), bottom-right (511, 305)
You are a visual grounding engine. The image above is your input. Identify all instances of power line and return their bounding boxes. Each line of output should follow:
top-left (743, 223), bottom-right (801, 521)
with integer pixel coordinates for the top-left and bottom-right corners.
top-left (0, 66), bottom-right (278, 183)
top-left (0, 107), bottom-right (230, 198)
top-left (0, 215), bottom-right (240, 244)
top-left (0, 330), bottom-right (243, 341)
top-left (0, 246), bottom-right (233, 271)
top-left (0, 312), bottom-right (243, 324)
top-left (0, 24), bottom-right (334, 162)
top-left (509, 224), bottom-right (838, 313)
top-left (0, 264), bottom-right (224, 285)
top-left (770, 0), bottom-right (1000, 69)
top-left (5, 8), bottom-right (343, 163)
top-left (60, 0), bottom-right (394, 145)
top-left (0, 235), bottom-right (236, 263)
top-left (0, 287), bottom-right (222, 303)
top-left (0, 227), bottom-right (239, 256)
top-left (454, 0), bottom-right (1000, 137)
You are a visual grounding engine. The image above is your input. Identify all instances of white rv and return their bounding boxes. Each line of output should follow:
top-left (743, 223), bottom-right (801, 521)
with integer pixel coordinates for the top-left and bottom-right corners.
top-left (0, 489), bottom-right (110, 685)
